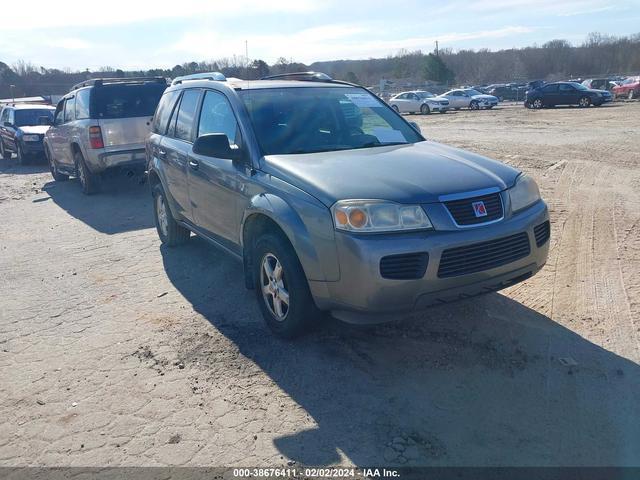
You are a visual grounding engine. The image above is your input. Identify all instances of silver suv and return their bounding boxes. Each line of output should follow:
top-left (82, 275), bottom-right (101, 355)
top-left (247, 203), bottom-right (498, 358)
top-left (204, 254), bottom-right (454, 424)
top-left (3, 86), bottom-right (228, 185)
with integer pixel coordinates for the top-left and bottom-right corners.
top-left (44, 77), bottom-right (167, 194)
top-left (148, 72), bottom-right (550, 338)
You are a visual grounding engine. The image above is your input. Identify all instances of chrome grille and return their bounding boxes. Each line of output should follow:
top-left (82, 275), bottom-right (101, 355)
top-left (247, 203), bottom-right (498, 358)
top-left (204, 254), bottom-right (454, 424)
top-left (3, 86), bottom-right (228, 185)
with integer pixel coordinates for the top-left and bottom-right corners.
top-left (444, 192), bottom-right (503, 226)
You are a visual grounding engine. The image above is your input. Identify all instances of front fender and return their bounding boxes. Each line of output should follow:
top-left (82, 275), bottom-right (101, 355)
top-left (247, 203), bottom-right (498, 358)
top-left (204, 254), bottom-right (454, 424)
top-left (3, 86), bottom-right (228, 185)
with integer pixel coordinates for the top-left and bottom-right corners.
top-left (242, 193), bottom-right (340, 282)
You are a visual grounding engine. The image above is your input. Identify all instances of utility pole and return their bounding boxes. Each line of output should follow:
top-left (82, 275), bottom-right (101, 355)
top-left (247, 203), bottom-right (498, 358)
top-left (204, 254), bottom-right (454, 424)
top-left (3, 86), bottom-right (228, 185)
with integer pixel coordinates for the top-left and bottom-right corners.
top-left (435, 40), bottom-right (439, 56)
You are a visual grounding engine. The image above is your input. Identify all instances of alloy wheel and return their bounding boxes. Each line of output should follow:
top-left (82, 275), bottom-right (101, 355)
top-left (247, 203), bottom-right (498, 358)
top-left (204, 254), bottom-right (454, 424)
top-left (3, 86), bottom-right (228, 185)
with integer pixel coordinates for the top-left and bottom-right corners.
top-left (579, 97), bottom-right (590, 107)
top-left (156, 194), bottom-right (169, 237)
top-left (260, 253), bottom-right (290, 321)
top-left (533, 99), bottom-right (543, 109)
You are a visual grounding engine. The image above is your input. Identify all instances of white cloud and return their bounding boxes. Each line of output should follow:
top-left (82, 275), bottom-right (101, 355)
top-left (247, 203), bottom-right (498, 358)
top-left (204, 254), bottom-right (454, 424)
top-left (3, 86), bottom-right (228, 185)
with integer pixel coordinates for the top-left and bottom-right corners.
top-left (50, 38), bottom-right (93, 50)
top-left (2, 0), bottom-right (323, 29)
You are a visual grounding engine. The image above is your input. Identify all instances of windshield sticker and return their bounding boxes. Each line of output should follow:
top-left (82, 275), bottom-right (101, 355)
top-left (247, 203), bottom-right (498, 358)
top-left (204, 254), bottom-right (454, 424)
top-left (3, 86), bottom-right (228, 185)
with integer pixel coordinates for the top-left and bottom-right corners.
top-left (344, 93), bottom-right (381, 108)
top-left (372, 128), bottom-right (406, 143)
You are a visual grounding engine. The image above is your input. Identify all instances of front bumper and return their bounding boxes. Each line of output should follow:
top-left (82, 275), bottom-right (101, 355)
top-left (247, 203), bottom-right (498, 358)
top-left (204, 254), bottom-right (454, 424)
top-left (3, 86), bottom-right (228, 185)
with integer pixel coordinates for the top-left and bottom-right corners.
top-left (309, 199), bottom-right (549, 323)
top-left (20, 139), bottom-right (45, 155)
top-left (429, 104), bottom-right (449, 112)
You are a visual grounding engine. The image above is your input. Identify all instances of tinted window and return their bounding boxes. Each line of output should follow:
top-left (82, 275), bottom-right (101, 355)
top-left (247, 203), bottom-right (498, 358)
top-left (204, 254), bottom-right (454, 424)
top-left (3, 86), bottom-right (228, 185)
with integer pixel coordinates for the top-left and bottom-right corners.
top-left (197, 90), bottom-right (238, 144)
top-left (542, 84), bottom-right (558, 93)
top-left (54, 101), bottom-right (64, 125)
top-left (75, 88), bottom-right (90, 119)
top-left (14, 109), bottom-right (54, 127)
top-left (64, 97), bottom-right (76, 122)
top-left (0, 108), bottom-right (9, 123)
top-left (559, 84), bottom-right (574, 92)
top-left (174, 89), bottom-right (201, 141)
top-left (238, 86), bottom-right (422, 155)
top-left (152, 90), bottom-right (180, 134)
top-left (91, 83), bottom-right (166, 119)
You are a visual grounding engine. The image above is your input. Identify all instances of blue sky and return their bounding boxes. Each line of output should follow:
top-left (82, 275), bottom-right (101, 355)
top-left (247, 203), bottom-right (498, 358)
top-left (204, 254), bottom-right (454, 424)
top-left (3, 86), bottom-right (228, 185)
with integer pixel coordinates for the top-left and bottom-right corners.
top-left (1, 0), bottom-right (639, 71)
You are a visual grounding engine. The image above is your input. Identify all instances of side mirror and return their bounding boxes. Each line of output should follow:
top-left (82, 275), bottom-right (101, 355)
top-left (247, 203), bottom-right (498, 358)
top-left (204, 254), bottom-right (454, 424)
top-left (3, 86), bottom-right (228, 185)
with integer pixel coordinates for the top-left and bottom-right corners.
top-left (409, 121), bottom-right (421, 133)
top-left (193, 133), bottom-right (241, 161)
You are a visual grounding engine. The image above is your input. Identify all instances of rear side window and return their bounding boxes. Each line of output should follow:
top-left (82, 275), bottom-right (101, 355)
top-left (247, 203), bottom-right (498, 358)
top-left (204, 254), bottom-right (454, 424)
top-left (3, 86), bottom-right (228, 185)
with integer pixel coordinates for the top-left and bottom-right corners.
top-left (152, 90), bottom-right (180, 134)
top-left (75, 88), bottom-right (90, 119)
top-left (91, 83), bottom-right (166, 119)
top-left (542, 84), bottom-right (558, 93)
top-left (174, 89), bottom-right (201, 142)
top-left (64, 97), bottom-right (76, 122)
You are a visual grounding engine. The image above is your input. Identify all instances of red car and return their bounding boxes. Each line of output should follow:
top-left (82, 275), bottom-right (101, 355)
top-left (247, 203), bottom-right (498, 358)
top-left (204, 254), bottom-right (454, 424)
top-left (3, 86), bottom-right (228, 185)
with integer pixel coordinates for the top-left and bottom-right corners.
top-left (612, 76), bottom-right (640, 100)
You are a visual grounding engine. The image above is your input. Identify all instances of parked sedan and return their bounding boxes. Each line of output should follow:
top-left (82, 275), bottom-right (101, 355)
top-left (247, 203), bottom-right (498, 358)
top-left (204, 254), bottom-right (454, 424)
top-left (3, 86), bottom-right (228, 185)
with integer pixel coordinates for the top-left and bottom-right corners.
top-left (612, 76), bottom-right (640, 100)
top-left (442, 89), bottom-right (499, 110)
top-left (525, 82), bottom-right (612, 109)
top-left (0, 104), bottom-right (55, 164)
top-left (388, 91), bottom-right (449, 114)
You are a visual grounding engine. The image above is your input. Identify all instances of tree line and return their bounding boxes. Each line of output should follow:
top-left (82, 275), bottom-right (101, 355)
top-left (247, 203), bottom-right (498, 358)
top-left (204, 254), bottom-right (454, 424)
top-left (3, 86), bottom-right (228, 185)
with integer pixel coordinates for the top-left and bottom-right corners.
top-left (1, 32), bottom-right (639, 99)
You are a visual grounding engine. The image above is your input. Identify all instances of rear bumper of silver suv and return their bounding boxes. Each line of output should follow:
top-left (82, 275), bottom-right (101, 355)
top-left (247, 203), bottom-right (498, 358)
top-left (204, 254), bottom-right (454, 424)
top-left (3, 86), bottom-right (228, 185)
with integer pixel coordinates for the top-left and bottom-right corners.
top-left (308, 200), bottom-right (549, 323)
top-left (87, 147), bottom-right (147, 173)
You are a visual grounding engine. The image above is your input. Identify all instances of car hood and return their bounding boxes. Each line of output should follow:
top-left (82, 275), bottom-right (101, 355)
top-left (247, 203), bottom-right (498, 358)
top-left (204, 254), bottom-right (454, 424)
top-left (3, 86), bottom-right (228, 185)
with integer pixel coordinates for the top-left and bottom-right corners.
top-left (19, 125), bottom-right (50, 135)
top-left (471, 94), bottom-right (498, 101)
top-left (261, 141), bottom-right (520, 207)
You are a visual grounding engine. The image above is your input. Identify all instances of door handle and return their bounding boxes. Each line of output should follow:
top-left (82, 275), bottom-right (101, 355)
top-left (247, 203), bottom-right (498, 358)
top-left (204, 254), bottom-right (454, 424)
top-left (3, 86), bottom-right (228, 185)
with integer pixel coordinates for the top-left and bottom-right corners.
top-left (157, 149), bottom-right (167, 159)
top-left (188, 159), bottom-right (199, 170)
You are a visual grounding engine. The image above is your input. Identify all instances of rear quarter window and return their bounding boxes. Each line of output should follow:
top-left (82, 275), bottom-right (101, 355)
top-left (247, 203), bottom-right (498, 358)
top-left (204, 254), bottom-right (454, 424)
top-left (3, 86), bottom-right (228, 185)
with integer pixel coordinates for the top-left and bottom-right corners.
top-left (90, 83), bottom-right (166, 119)
top-left (152, 90), bottom-right (180, 134)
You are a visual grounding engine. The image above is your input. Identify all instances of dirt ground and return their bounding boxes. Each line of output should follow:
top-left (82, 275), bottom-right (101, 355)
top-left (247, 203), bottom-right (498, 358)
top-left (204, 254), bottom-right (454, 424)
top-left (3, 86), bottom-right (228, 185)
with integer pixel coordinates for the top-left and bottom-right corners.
top-left (1, 102), bottom-right (639, 468)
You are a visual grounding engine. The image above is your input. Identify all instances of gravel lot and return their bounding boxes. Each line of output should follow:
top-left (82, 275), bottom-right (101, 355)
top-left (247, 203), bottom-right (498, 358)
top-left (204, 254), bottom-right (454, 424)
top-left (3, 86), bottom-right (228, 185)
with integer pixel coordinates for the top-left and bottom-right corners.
top-left (1, 102), bottom-right (639, 467)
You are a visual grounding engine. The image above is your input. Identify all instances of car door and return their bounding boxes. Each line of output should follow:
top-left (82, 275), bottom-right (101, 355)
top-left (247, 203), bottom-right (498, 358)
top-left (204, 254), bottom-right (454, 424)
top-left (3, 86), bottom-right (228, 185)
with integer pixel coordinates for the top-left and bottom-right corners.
top-left (406, 93), bottom-right (421, 111)
top-left (48, 100), bottom-right (67, 164)
top-left (187, 89), bottom-right (246, 248)
top-left (160, 88), bottom-right (201, 222)
top-left (0, 108), bottom-right (14, 152)
top-left (392, 93), bottom-right (409, 112)
top-left (541, 84), bottom-right (559, 105)
top-left (558, 83), bottom-right (578, 105)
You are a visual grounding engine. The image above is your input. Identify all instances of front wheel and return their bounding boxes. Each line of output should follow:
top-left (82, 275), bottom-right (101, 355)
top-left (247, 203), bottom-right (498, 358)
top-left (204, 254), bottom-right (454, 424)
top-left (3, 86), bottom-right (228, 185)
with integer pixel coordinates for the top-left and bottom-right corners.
top-left (0, 140), bottom-right (10, 160)
top-left (420, 104), bottom-right (430, 115)
top-left (532, 98), bottom-right (543, 109)
top-left (578, 96), bottom-right (591, 108)
top-left (254, 232), bottom-right (320, 338)
top-left (16, 143), bottom-right (26, 165)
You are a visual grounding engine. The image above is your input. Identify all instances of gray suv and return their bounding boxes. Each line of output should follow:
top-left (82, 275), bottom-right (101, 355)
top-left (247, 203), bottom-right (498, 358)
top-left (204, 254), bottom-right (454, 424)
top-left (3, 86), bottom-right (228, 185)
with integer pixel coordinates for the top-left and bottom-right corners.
top-left (147, 72), bottom-right (550, 337)
top-left (44, 77), bottom-right (167, 194)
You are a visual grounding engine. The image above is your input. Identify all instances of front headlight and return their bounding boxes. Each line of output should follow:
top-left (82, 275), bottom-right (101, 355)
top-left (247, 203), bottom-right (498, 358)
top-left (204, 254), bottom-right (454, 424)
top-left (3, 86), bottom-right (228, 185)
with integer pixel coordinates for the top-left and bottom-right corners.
top-left (23, 135), bottom-right (40, 142)
top-left (509, 175), bottom-right (541, 213)
top-left (332, 200), bottom-right (433, 233)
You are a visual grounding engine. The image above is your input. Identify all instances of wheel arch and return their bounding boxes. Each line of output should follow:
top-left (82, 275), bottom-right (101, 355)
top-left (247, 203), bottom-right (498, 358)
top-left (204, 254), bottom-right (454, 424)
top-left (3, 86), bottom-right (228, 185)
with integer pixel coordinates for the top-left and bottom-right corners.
top-left (240, 193), bottom-right (338, 290)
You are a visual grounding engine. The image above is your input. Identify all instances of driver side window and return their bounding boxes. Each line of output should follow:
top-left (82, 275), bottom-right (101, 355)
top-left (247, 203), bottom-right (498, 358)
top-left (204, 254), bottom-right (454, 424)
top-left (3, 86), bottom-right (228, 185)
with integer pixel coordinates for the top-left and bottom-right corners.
top-left (197, 90), bottom-right (238, 145)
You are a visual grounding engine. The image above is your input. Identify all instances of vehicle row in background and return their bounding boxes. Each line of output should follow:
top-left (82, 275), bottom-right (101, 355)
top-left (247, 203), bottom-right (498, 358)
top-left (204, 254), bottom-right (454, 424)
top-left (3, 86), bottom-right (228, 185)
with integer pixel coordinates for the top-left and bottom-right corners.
top-left (524, 81), bottom-right (612, 109)
top-left (0, 103), bottom-right (55, 164)
top-left (612, 76), bottom-right (640, 99)
top-left (388, 91), bottom-right (449, 114)
top-left (43, 77), bottom-right (167, 194)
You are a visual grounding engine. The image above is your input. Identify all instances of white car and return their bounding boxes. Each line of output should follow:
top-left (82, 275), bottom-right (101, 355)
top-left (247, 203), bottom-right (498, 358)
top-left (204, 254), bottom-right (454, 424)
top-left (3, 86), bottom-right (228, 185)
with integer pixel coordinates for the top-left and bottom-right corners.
top-left (388, 91), bottom-right (449, 114)
top-left (442, 88), bottom-right (498, 110)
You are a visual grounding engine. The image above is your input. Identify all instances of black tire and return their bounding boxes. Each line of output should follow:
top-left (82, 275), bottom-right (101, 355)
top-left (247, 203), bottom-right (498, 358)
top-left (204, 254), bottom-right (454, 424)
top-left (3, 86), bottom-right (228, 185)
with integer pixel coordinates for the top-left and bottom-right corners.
top-left (16, 143), bottom-right (26, 165)
top-left (578, 96), bottom-right (591, 108)
top-left (74, 150), bottom-right (100, 195)
top-left (0, 139), bottom-right (10, 160)
top-left (392, 105), bottom-right (400, 113)
top-left (469, 101), bottom-right (479, 110)
top-left (532, 98), bottom-right (543, 109)
top-left (152, 183), bottom-right (190, 247)
top-left (253, 231), bottom-right (319, 338)
top-left (46, 146), bottom-right (68, 181)
top-left (454, 107), bottom-right (460, 111)
top-left (420, 104), bottom-right (430, 114)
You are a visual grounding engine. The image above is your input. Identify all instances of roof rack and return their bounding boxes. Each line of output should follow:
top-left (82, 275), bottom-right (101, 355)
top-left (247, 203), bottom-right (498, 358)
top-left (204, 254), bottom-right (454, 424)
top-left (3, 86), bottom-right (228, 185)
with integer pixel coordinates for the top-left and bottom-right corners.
top-left (171, 72), bottom-right (227, 85)
top-left (70, 76), bottom-right (167, 92)
top-left (261, 71), bottom-right (333, 82)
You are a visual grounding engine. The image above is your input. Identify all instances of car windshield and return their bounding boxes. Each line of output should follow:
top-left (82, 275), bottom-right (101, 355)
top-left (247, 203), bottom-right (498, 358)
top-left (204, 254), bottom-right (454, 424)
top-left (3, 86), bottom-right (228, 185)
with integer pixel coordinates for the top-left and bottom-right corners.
top-left (91, 83), bottom-right (166, 119)
top-left (415, 92), bottom-right (435, 98)
top-left (464, 89), bottom-right (483, 96)
top-left (14, 109), bottom-right (54, 127)
top-left (238, 86), bottom-right (423, 155)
